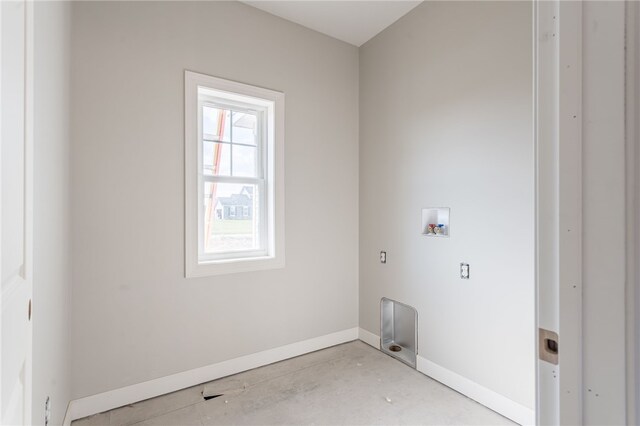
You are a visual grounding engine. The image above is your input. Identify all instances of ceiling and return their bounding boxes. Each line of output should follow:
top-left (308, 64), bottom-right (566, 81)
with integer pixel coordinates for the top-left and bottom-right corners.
top-left (240, 1), bottom-right (423, 47)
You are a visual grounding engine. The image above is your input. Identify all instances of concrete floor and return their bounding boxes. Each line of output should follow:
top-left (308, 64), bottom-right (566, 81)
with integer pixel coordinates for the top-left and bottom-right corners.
top-left (72, 341), bottom-right (514, 426)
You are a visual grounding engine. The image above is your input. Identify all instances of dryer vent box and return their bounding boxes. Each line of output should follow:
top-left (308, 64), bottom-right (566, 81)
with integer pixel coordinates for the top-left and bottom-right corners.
top-left (380, 298), bottom-right (417, 368)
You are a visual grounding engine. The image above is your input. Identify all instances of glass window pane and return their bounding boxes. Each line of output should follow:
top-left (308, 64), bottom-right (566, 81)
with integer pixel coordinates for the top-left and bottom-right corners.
top-left (232, 144), bottom-right (257, 178)
top-left (231, 112), bottom-right (257, 145)
top-left (203, 182), bottom-right (259, 253)
top-left (203, 142), bottom-right (230, 176)
top-left (203, 106), bottom-right (230, 142)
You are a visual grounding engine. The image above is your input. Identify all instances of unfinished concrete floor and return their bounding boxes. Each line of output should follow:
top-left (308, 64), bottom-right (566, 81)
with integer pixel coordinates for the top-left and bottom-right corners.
top-left (72, 341), bottom-right (514, 426)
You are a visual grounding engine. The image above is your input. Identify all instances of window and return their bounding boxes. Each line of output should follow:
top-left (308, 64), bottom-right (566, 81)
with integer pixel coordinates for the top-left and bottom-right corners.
top-left (185, 71), bottom-right (284, 277)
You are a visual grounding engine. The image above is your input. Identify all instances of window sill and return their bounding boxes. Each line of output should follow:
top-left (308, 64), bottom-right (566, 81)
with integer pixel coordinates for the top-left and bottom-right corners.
top-left (185, 254), bottom-right (285, 278)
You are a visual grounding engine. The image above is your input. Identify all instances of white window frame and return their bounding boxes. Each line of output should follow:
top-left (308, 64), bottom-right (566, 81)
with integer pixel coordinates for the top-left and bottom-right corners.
top-left (185, 71), bottom-right (285, 277)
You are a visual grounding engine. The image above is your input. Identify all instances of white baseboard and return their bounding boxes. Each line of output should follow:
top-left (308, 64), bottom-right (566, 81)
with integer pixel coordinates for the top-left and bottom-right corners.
top-left (62, 400), bottom-right (73, 426)
top-left (417, 355), bottom-right (535, 425)
top-left (358, 327), bottom-right (380, 349)
top-left (357, 331), bottom-right (534, 426)
top-left (64, 327), bottom-right (534, 426)
top-left (66, 327), bottom-right (358, 422)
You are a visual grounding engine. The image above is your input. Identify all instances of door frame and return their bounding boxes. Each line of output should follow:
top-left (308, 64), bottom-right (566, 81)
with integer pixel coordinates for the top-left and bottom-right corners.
top-left (535, 1), bottom-right (639, 424)
top-left (625, 1), bottom-right (639, 423)
top-left (534, 1), bottom-right (584, 424)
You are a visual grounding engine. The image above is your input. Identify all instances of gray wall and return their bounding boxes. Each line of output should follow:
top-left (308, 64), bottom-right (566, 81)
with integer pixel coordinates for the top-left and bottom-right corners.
top-left (32, 1), bottom-right (72, 424)
top-left (358, 1), bottom-right (535, 409)
top-left (70, 1), bottom-right (359, 398)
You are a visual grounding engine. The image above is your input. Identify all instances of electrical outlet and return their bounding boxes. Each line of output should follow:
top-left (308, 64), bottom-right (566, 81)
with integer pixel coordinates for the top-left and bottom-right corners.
top-left (460, 263), bottom-right (470, 279)
top-left (380, 251), bottom-right (387, 264)
top-left (45, 396), bottom-right (51, 426)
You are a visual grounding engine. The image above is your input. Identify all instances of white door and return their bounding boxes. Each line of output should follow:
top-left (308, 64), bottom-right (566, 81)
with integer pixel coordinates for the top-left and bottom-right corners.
top-left (1, 1), bottom-right (33, 425)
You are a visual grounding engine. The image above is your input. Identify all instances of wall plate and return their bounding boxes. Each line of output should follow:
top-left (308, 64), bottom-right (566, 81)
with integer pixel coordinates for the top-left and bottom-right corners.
top-left (460, 263), bottom-right (470, 279)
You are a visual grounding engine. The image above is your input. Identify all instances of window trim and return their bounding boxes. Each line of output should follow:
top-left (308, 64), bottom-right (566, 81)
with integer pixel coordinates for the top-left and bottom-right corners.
top-left (185, 70), bottom-right (285, 277)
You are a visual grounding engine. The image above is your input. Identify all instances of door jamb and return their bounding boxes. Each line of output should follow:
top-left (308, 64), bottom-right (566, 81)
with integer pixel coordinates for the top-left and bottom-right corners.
top-left (534, 1), bottom-right (583, 424)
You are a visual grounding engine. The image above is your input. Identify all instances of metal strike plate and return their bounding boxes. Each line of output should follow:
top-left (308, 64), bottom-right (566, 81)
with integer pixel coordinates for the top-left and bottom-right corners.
top-left (539, 328), bottom-right (559, 365)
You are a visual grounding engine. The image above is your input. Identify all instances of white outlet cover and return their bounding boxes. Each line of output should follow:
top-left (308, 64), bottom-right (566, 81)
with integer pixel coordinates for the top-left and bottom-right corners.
top-left (460, 263), bottom-right (470, 279)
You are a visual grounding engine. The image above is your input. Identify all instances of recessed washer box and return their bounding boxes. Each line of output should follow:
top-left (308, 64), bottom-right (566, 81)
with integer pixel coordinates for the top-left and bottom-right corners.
top-left (380, 298), bottom-right (417, 368)
top-left (421, 207), bottom-right (450, 237)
